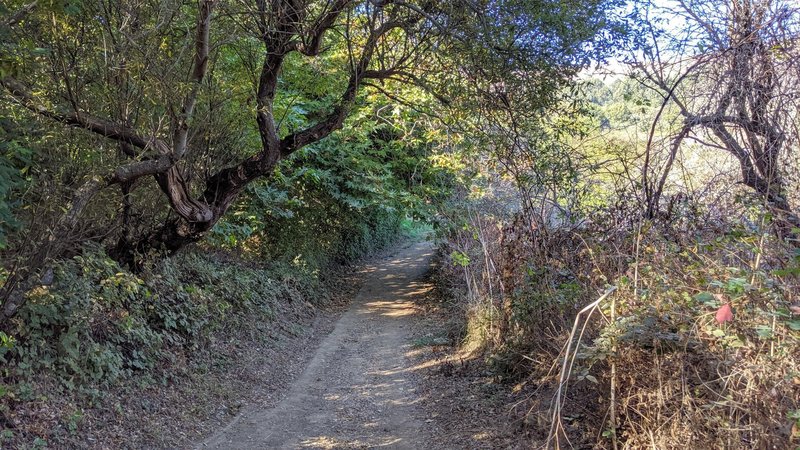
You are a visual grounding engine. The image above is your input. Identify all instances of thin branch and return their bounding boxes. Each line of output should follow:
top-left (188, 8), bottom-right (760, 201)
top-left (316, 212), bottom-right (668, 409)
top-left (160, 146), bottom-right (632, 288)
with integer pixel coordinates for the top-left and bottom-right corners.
top-left (294, 0), bottom-right (353, 56)
top-left (280, 18), bottom-right (412, 156)
top-left (0, 77), bottom-right (165, 152)
top-left (2, 1), bottom-right (37, 27)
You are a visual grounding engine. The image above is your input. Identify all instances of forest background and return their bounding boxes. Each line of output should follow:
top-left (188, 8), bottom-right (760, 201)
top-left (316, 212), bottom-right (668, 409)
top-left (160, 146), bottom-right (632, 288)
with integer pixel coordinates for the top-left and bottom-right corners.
top-left (0, 0), bottom-right (798, 447)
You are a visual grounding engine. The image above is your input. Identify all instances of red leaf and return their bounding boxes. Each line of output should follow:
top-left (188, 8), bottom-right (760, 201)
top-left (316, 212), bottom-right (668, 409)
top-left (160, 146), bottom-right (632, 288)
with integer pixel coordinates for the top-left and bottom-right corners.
top-left (715, 303), bottom-right (734, 323)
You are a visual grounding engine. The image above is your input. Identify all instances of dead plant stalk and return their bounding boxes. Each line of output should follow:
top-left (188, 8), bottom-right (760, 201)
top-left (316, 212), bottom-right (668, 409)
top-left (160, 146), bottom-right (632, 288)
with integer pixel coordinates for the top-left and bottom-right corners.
top-left (548, 285), bottom-right (618, 449)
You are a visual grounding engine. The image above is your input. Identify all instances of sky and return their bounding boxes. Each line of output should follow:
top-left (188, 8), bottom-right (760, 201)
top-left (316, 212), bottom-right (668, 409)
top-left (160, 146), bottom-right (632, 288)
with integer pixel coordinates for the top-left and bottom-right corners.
top-left (579, 0), bottom-right (696, 83)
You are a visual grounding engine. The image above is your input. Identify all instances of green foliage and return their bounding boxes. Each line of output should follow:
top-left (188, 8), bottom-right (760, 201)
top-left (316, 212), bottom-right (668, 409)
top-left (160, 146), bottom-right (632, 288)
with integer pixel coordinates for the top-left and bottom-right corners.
top-left (0, 119), bottom-right (32, 249)
top-left (0, 0), bottom-right (635, 444)
top-left (12, 248), bottom-right (161, 387)
top-left (0, 244), bottom-right (326, 395)
top-left (583, 76), bottom-right (663, 131)
top-left (0, 330), bottom-right (14, 349)
top-left (207, 94), bottom-right (454, 270)
top-left (450, 251), bottom-right (470, 268)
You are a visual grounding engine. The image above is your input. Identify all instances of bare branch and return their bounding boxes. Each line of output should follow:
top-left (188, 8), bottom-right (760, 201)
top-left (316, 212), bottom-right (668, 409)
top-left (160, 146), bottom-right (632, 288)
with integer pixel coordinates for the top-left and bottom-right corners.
top-left (173, 0), bottom-right (216, 160)
top-left (295, 0), bottom-right (354, 56)
top-left (0, 77), bottom-right (165, 152)
top-left (280, 18), bottom-right (412, 156)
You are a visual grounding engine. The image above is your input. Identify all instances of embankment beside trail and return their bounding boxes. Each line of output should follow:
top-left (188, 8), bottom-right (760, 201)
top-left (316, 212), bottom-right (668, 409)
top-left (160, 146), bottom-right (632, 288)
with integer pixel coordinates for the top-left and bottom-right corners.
top-left (0, 218), bottom-right (428, 448)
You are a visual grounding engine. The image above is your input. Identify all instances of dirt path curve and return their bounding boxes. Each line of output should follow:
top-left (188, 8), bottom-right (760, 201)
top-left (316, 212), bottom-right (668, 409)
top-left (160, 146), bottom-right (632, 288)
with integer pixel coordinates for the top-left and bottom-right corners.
top-left (198, 240), bottom-right (435, 449)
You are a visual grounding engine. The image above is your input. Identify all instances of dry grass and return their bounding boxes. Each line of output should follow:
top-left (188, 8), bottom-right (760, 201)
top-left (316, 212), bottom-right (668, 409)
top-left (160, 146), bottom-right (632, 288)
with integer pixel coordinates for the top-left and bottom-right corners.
top-left (438, 212), bottom-right (800, 448)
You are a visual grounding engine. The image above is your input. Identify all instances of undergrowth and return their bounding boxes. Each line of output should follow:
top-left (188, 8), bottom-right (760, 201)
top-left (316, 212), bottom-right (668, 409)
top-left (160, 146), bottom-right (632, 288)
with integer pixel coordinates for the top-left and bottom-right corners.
top-left (0, 210), bottom-right (418, 447)
top-left (0, 248), bottom-right (319, 446)
top-left (436, 211), bottom-right (800, 448)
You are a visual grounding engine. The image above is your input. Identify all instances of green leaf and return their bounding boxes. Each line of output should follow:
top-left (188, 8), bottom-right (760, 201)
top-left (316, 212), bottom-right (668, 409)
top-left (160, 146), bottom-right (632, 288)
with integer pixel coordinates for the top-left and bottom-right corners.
top-left (772, 267), bottom-right (800, 277)
top-left (450, 251), bottom-right (470, 267)
top-left (755, 325), bottom-right (773, 339)
top-left (59, 331), bottom-right (81, 360)
top-left (694, 292), bottom-right (715, 304)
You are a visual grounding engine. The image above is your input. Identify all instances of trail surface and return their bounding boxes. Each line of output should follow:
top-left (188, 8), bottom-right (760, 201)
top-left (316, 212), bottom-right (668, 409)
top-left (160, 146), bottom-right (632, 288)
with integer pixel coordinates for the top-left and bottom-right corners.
top-left (199, 240), bottom-right (436, 449)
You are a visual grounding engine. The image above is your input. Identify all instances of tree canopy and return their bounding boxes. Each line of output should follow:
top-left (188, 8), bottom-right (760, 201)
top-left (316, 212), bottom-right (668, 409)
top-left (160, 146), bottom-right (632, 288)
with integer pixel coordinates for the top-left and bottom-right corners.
top-left (0, 0), bottom-right (625, 322)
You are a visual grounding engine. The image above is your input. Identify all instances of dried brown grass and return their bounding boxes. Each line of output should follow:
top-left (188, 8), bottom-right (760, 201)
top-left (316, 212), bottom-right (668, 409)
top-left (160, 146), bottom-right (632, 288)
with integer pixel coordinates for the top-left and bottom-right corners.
top-left (439, 213), bottom-right (800, 449)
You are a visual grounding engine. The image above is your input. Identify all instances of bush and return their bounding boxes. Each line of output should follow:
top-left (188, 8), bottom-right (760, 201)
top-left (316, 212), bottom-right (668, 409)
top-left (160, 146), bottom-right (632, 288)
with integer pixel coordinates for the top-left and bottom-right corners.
top-left (10, 248), bottom-right (161, 388)
top-left (437, 206), bottom-right (800, 448)
top-left (0, 244), bottom-right (325, 396)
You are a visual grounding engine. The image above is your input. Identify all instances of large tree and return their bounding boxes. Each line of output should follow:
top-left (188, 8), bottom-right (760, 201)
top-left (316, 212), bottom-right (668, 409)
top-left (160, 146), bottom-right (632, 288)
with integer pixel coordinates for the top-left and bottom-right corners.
top-left (635, 0), bottom-right (800, 229)
top-left (1, 0), bottom-right (438, 252)
top-left (0, 0), bottom-right (622, 323)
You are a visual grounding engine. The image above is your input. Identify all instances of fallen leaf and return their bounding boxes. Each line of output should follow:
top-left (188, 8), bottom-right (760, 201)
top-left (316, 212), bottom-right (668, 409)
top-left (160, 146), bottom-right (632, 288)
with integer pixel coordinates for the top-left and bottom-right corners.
top-left (715, 303), bottom-right (734, 323)
top-left (789, 304), bottom-right (800, 315)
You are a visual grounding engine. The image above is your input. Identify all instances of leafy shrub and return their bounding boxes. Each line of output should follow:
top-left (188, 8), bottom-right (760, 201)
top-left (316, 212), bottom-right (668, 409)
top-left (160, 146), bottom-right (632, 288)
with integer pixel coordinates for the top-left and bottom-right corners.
top-left (12, 248), bottom-right (160, 387)
top-left (582, 229), bottom-right (800, 448)
top-left (0, 243), bottom-right (327, 396)
top-left (0, 120), bottom-right (32, 249)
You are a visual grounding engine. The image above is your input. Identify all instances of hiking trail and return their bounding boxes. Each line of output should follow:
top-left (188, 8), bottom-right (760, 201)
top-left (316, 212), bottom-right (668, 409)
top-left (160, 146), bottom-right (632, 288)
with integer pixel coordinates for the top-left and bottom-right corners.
top-left (199, 240), bottom-right (436, 449)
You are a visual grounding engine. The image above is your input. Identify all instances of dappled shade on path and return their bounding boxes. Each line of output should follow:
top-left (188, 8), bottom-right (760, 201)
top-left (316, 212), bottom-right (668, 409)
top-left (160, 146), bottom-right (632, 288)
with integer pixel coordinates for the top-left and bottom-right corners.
top-left (198, 241), bottom-right (436, 449)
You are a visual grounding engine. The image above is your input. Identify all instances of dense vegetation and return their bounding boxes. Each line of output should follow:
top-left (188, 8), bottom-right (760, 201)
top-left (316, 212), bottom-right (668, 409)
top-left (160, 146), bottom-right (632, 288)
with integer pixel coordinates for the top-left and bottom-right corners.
top-left (1, 0), bottom-right (799, 448)
top-left (433, 1), bottom-right (800, 448)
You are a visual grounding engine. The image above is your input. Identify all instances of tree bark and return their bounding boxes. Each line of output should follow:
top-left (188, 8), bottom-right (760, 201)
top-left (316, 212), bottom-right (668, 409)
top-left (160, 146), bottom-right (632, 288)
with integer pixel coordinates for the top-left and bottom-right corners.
top-left (2, 0), bottom-right (424, 254)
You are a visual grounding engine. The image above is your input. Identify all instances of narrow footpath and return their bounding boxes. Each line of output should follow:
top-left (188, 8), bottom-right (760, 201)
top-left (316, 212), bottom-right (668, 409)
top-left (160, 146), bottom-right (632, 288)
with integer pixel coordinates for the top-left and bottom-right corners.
top-left (199, 241), bottom-right (436, 449)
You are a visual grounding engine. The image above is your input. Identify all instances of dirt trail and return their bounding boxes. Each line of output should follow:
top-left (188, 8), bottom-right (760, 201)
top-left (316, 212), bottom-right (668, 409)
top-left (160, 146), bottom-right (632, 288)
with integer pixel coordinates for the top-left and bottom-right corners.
top-left (198, 240), bottom-right (436, 449)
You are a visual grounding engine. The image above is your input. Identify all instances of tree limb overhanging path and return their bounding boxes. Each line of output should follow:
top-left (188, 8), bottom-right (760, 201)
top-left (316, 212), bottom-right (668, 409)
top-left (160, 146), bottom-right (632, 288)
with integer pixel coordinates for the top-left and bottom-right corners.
top-left (199, 241), bottom-right (435, 449)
